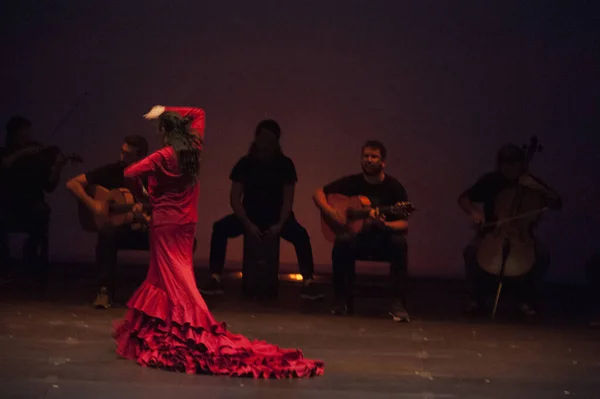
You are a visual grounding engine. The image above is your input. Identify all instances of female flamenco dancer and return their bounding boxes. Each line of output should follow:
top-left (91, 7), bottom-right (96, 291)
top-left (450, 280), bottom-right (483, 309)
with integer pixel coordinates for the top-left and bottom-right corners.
top-left (113, 105), bottom-right (324, 378)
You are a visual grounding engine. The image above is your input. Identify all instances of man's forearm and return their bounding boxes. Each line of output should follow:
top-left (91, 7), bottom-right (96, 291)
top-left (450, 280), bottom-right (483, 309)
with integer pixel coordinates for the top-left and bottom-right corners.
top-left (45, 164), bottom-right (64, 192)
top-left (458, 195), bottom-right (478, 216)
top-left (231, 200), bottom-right (251, 226)
top-left (313, 189), bottom-right (335, 216)
top-left (385, 219), bottom-right (408, 231)
top-left (536, 186), bottom-right (562, 209)
top-left (67, 180), bottom-right (97, 211)
top-left (521, 174), bottom-right (562, 209)
top-left (1, 149), bottom-right (30, 168)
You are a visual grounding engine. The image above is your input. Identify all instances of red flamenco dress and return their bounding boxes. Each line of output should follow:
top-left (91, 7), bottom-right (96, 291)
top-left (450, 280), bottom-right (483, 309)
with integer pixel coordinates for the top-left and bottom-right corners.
top-left (113, 107), bottom-right (324, 378)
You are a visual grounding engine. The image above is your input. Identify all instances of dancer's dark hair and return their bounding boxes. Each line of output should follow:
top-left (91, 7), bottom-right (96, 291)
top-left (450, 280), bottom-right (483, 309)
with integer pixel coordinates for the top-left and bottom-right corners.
top-left (158, 111), bottom-right (201, 180)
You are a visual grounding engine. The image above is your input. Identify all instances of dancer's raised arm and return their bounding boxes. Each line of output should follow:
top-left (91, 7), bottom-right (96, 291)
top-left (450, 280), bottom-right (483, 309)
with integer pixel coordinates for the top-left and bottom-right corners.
top-left (144, 105), bottom-right (205, 149)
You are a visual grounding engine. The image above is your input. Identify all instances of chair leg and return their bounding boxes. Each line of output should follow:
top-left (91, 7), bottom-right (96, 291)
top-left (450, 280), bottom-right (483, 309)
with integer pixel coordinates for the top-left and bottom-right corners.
top-left (492, 281), bottom-right (503, 320)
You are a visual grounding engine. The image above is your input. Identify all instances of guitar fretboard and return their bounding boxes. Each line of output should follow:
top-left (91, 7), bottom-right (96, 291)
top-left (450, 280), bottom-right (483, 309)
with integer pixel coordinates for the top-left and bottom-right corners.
top-left (347, 203), bottom-right (413, 219)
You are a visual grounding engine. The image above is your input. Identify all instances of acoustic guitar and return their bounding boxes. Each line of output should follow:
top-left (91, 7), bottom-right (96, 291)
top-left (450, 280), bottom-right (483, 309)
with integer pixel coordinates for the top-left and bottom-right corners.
top-left (320, 193), bottom-right (415, 242)
top-left (78, 185), bottom-right (151, 232)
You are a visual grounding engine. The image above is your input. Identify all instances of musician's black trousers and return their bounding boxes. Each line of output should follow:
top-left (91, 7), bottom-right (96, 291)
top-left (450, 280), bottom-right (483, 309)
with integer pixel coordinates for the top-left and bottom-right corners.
top-left (96, 225), bottom-right (149, 296)
top-left (0, 201), bottom-right (50, 280)
top-left (209, 213), bottom-right (315, 280)
top-left (332, 231), bottom-right (408, 305)
top-left (464, 241), bottom-right (550, 307)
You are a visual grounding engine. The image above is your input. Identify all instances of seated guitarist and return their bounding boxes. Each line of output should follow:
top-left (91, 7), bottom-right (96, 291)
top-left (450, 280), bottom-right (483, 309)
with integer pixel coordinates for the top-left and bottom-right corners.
top-left (66, 135), bottom-right (149, 308)
top-left (458, 144), bottom-right (562, 317)
top-left (313, 140), bottom-right (410, 322)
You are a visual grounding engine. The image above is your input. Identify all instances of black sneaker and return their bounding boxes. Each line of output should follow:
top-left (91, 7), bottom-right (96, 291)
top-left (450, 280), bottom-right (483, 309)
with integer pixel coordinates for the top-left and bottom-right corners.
top-left (389, 301), bottom-right (410, 322)
top-left (463, 300), bottom-right (487, 317)
top-left (300, 281), bottom-right (324, 300)
top-left (200, 277), bottom-right (224, 295)
top-left (519, 302), bottom-right (537, 317)
top-left (0, 273), bottom-right (13, 286)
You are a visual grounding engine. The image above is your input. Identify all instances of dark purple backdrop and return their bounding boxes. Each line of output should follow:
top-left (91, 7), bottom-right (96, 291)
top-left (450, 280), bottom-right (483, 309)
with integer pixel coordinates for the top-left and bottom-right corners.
top-left (1, 1), bottom-right (598, 281)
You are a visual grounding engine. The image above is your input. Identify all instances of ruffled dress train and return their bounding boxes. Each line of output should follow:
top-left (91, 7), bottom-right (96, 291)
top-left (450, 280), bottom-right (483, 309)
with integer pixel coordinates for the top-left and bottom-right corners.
top-left (113, 223), bottom-right (324, 378)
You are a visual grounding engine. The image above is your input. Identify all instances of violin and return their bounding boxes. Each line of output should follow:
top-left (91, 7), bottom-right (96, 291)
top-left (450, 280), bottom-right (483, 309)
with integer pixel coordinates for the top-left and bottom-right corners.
top-left (22, 140), bottom-right (83, 166)
top-left (475, 136), bottom-right (546, 278)
top-left (10, 92), bottom-right (88, 171)
top-left (6, 141), bottom-right (83, 194)
top-left (1, 93), bottom-right (87, 200)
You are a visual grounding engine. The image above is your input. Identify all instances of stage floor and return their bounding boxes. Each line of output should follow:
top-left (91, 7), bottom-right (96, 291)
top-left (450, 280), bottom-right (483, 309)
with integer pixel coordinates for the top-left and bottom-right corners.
top-left (0, 271), bottom-right (599, 399)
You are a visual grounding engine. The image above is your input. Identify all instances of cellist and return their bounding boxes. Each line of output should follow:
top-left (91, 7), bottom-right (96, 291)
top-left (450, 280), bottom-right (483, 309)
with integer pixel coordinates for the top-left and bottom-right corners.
top-left (457, 144), bottom-right (562, 317)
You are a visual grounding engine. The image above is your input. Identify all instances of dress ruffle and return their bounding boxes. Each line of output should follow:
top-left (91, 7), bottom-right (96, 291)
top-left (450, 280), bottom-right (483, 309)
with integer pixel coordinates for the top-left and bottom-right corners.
top-left (113, 281), bottom-right (324, 379)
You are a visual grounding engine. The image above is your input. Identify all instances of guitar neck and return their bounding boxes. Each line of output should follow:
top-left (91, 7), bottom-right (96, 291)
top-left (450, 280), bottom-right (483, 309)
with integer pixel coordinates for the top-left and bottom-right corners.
top-left (348, 206), bottom-right (405, 219)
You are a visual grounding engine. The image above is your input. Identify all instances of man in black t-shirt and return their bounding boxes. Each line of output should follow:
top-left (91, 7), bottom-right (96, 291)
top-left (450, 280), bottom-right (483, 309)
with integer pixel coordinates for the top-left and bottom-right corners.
top-left (66, 135), bottom-right (149, 308)
top-left (201, 120), bottom-right (321, 300)
top-left (457, 143), bottom-right (562, 317)
top-left (313, 140), bottom-right (410, 322)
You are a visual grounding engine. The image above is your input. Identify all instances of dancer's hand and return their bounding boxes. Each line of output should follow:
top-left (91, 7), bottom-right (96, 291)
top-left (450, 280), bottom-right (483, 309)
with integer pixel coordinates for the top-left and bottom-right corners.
top-left (144, 105), bottom-right (165, 120)
top-left (245, 222), bottom-right (263, 241)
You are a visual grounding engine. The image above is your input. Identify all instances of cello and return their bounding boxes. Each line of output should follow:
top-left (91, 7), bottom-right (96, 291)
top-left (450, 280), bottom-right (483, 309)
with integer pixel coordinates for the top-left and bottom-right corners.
top-left (475, 136), bottom-right (548, 318)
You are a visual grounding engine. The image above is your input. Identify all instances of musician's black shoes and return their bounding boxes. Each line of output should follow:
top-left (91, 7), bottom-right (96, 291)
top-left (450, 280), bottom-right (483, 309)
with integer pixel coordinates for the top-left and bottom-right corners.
top-left (300, 280), bottom-right (324, 300)
top-left (93, 287), bottom-right (111, 309)
top-left (463, 300), bottom-right (487, 317)
top-left (0, 273), bottom-right (13, 287)
top-left (199, 276), bottom-right (224, 295)
top-left (519, 303), bottom-right (537, 317)
top-left (389, 301), bottom-right (410, 322)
